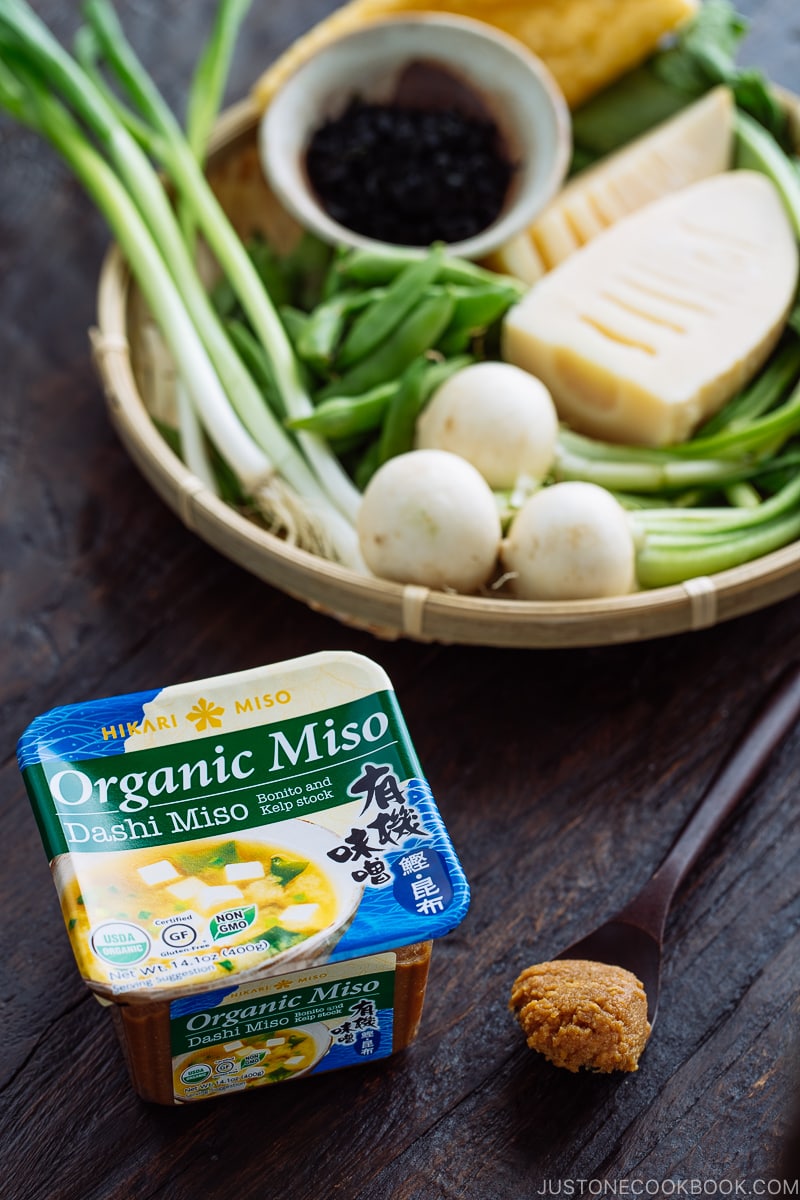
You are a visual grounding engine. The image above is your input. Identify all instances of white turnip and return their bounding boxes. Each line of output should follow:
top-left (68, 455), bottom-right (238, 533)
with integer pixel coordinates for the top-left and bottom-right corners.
top-left (501, 481), bottom-right (636, 600)
top-left (416, 361), bottom-right (558, 490)
top-left (357, 449), bottom-right (501, 592)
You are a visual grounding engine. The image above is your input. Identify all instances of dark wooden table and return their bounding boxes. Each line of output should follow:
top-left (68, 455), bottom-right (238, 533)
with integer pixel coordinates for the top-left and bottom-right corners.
top-left (2, 3), bottom-right (800, 1197)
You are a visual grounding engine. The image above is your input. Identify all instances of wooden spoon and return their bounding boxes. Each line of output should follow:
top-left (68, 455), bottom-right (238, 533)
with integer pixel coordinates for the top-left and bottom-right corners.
top-left (556, 662), bottom-right (800, 1026)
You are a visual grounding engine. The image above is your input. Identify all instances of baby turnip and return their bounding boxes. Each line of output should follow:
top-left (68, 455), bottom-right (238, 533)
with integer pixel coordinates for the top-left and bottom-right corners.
top-left (415, 361), bottom-right (558, 491)
top-left (501, 481), bottom-right (637, 600)
top-left (357, 449), bottom-right (501, 593)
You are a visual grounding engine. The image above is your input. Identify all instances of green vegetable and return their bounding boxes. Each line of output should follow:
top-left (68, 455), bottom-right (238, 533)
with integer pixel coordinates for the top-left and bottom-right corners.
top-left (734, 110), bottom-right (800, 237)
top-left (698, 340), bottom-right (800, 436)
top-left (270, 855), bottom-right (308, 887)
top-left (0, 0), bottom-right (364, 566)
top-left (296, 294), bottom-right (352, 372)
top-left (278, 305), bottom-right (311, 352)
top-left (179, 0), bottom-right (249, 244)
top-left (288, 381), bottom-right (400, 440)
top-left (295, 288), bottom-right (383, 372)
top-left (375, 358), bottom-right (431, 467)
top-left (441, 282), bottom-right (524, 338)
top-left (220, 232), bottom-right (519, 469)
top-left (280, 232), bottom-right (335, 312)
top-left (354, 438), bottom-right (382, 492)
top-left (634, 475), bottom-right (800, 587)
top-left (570, 0), bottom-right (787, 170)
top-left (245, 235), bottom-right (293, 312)
top-left (335, 244), bottom-right (445, 369)
top-left (373, 354), bottom-right (475, 468)
top-left (332, 244), bottom-right (526, 294)
top-left (224, 318), bottom-right (283, 415)
top-left (321, 291), bottom-right (455, 399)
top-left (80, 0), bottom-right (362, 525)
top-left (570, 67), bottom-right (692, 164)
top-left (555, 351), bottom-right (800, 493)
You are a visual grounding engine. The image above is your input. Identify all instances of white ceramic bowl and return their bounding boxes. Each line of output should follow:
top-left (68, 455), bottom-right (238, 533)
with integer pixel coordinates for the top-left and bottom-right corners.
top-left (259, 13), bottom-right (571, 261)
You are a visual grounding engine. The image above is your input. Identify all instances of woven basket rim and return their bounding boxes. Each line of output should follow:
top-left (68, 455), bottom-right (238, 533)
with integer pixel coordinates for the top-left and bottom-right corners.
top-left (92, 95), bottom-right (800, 648)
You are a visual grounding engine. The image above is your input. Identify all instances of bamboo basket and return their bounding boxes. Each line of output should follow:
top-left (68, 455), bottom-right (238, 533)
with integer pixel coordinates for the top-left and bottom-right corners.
top-left (91, 91), bottom-right (800, 649)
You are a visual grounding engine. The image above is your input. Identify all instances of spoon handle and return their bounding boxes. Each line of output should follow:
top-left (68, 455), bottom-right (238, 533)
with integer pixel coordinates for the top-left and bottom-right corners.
top-left (620, 662), bottom-right (800, 936)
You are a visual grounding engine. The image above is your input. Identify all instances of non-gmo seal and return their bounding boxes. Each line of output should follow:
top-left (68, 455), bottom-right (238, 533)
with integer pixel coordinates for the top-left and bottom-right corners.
top-left (91, 921), bottom-right (151, 966)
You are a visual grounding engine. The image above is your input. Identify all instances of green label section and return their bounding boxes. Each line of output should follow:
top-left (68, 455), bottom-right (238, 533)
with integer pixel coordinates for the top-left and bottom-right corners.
top-left (24, 692), bottom-right (419, 857)
top-left (171, 969), bottom-right (396, 1056)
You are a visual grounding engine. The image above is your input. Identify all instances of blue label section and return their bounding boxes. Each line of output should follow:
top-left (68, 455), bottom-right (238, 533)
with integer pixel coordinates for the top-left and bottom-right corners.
top-left (312, 1008), bottom-right (390, 1074)
top-left (392, 847), bottom-right (454, 915)
top-left (330, 778), bottom-right (470, 957)
top-left (171, 987), bottom-right (238, 1019)
top-left (17, 689), bottom-right (161, 770)
top-left (355, 1026), bottom-right (382, 1057)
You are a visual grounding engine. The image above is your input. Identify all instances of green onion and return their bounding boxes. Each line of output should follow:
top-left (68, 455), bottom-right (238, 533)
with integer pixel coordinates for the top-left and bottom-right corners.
top-left (698, 339), bottom-right (800, 435)
top-left (81, 0), bottom-right (361, 523)
top-left (735, 108), bottom-right (800, 237)
top-left (632, 473), bottom-right (800, 586)
top-left (0, 0), bottom-right (364, 564)
top-left (184, 0), bottom-right (250, 165)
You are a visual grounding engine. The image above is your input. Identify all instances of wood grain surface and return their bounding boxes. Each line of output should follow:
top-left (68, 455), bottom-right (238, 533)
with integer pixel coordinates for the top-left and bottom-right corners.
top-left (1, 3), bottom-right (799, 1198)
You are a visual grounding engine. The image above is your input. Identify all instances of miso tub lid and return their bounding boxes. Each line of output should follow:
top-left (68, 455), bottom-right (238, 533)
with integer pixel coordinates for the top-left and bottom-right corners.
top-left (18, 651), bottom-right (470, 1000)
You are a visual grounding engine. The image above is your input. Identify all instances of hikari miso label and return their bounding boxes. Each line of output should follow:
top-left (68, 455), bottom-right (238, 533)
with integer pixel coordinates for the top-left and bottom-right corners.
top-left (24, 692), bottom-right (412, 857)
top-left (18, 653), bottom-right (470, 997)
top-left (169, 953), bottom-right (397, 1102)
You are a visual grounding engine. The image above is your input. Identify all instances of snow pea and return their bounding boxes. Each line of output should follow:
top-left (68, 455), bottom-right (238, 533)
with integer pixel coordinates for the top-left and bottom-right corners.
top-left (321, 291), bottom-right (456, 398)
top-left (444, 282), bottom-right (522, 334)
top-left (287, 381), bottom-right (399, 440)
top-left (335, 244), bottom-right (445, 370)
top-left (431, 283), bottom-right (521, 356)
top-left (376, 353), bottom-right (474, 467)
top-left (296, 288), bottom-right (385, 373)
top-left (334, 245), bottom-right (527, 295)
top-left (278, 304), bottom-right (310, 352)
top-left (375, 359), bottom-right (430, 467)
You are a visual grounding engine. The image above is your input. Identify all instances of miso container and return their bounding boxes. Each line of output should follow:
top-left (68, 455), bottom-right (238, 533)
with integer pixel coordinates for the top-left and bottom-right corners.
top-left (18, 651), bottom-right (470, 1104)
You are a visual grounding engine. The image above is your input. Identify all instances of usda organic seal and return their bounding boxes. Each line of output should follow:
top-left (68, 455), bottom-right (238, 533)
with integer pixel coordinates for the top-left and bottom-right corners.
top-left (91, 922), bottom-right (151, 966)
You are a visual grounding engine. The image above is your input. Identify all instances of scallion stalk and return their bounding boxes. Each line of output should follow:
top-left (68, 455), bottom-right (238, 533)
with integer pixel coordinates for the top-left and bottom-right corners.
top-left (0, 0), bottom-right (364, 564)
top-left (19, 83), bottom-right (270, 492)
top-left (636, 508), bottom-right (800, 587)
top-left (698, 339), bottom-right (800, 435)
top-left (184, 0), bottom-right (250, 165)
top-left (632, 473), bottom-right (800, 585)
top-left (82, 0), bottom-right (362, 523)
top-left (554, 444), bottom-right (754, 492)
top-left (0, 11), bottom-right (363, 566)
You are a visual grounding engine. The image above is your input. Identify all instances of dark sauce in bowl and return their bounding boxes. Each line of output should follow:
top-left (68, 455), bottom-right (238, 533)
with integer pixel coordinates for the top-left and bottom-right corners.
top-left (304, 61), bottom-right (516, 246)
